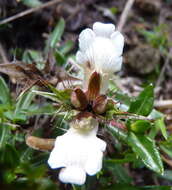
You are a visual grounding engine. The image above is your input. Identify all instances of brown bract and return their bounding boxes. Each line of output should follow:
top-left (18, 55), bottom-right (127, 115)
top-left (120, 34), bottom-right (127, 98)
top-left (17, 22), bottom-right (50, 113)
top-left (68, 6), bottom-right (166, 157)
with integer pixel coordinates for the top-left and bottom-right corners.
top-left (71, 71), bottom-right (109, 119)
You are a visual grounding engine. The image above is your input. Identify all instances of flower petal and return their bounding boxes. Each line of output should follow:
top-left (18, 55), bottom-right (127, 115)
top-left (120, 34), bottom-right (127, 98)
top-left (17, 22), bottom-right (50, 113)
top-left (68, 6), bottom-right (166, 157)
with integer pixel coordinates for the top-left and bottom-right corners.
top-left (76, 51), bottom-right (87, 66)
top-left (85, 151), bottom-right (103, 176)
top-left (59, 166), bottom-right (86, 185)
top-left (79, 28), bottom-right (95, 51)
top-left (95, 137), bottom-right (107, 152)
top-left (111, 56), bottom-right (123, 72)
top-left (47, 137), bottom-right (67, 169)
top-left (111, 31), bottom-right (124, 56)
top-left (93, 22), bottom-right (115, 37)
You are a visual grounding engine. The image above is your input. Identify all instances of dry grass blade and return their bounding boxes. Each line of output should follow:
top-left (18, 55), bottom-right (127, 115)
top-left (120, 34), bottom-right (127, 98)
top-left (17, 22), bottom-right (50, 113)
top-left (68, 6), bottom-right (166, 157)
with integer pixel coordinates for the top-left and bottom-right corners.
top-left (0, 0), bottom-right (62, 25)
top-left (0, 61), bottom-right (50, 96)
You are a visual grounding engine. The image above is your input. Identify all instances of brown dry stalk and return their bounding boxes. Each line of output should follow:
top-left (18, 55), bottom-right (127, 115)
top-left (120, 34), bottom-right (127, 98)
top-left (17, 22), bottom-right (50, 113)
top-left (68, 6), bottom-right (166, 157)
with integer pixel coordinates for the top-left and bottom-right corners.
top-left (117, 0), bottom-right (135, 32)
top-left (26, 136), bottom-right (55, 151)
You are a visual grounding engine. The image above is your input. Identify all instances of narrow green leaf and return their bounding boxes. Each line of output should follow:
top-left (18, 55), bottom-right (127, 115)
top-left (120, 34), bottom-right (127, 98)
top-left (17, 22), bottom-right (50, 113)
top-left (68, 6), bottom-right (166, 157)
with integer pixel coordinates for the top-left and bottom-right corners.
top-left (128, 132), bottom-right (164, 174)
top-left (48, 85), bottom-right (72, 103)
top-left (160, 145), bottom-right (172, 159)
top-left (106, 124), bottom-right (127, 142)
top-left (0, 125), bottom-right (10, 149)
top-left (32, 88), bottom-right (71, 104)
top-left (49, 18), bottom-right (65, 48)
top-left (155, 117), bottom-right (167, 140)
top-left (59, 40), bottom-right (74, 55)
top-left (15, 87), bottom-right (36, 114)
top-left (107, 163), bottom-right (132, 184)
top-left (128, 85), bottom-right (154, 116)
top-left (32, 90), bottom-right (61, 102)
top-left (54, 49), bottom-right (66, 65)
top-left (0, 76), bottom-right (11, 105)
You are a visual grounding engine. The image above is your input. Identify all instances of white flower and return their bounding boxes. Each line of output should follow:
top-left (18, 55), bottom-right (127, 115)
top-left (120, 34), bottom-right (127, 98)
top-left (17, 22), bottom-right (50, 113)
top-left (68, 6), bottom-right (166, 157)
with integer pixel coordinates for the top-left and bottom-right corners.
top-left (76, 22), bottom-right (124, 93)
top-left (48, 117), bottom-right (106, 185)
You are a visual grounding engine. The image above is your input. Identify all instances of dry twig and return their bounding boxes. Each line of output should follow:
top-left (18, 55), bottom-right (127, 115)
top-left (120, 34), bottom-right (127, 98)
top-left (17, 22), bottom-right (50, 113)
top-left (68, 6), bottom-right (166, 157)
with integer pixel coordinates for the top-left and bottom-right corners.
top-left (117, 0), bottom-right (135, 32)
top-left (154, 99), bottom-right (172, 109)
top-left (0, 0), bottom-right (62, 25)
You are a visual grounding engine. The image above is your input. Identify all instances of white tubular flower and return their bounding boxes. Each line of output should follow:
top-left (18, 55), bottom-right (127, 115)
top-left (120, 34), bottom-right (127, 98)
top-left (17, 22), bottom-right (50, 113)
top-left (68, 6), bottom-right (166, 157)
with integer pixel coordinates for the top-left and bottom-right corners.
top-left (76, 22), bottom-right (124, 94)
top-left (48, 117), bottom-right (106, 185)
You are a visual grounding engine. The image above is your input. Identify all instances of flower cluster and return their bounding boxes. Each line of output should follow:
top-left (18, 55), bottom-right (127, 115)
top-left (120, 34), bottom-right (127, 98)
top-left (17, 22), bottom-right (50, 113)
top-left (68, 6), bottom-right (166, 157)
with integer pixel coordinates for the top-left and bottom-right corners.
top-left (48, 22), bottom-right (124, 185)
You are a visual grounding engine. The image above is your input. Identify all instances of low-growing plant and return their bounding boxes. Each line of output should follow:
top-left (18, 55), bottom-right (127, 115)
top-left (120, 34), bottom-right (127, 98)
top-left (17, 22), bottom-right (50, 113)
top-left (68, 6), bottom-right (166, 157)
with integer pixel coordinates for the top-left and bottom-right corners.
top-left (0, 19), bottom-right (171, 190)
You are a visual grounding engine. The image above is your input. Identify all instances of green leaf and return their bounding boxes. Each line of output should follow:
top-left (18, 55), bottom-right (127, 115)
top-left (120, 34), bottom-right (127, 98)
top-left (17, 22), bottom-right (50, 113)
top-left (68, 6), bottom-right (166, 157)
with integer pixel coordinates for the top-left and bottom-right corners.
top-left (127, 132), bottom-right (164, 174)
top-left (49, 18), bottom-right (65, 48)
top-left (104, 184), bottom-right (141, 190)
top-left (141, 186), bottom-right (171, 190)
top-left (4, 110), bottom-right (26, 122)
top-left (49, 85), bottom-right (72, 103)
top-left (54, 49), bottom-right (66, 65)
top-left (158, 170), bottom-right (172, 182)
top-left (155, 117), bottom-right (167, 140)
top-left (148, 109), bottom-right (164, 120)
top-left (128, 84), bottom-right (154, 116)
top-left (59, 40), bottom-right (74, 55)
top-left (0, 76), bottom-right (11, 105)
top-left (32, 90), bottom-right (61, 102)
top-left (106, 163), bottom-right (132, 184)
top-left (15, 88), bottom-right (35, 114)
top-left (21, 0), bottom-right (42, 7)
top-left (160, 145), bottom-right (172, 159)
top-left (32, 87), bottom-right (71, 105)
top-left (115, 91), bottom-right (132, 106)
top-left (0, 144), bottom-right (19, 168)
top-left (26, 104), bottom-right (56, 116)
top-left (22, 50), bottom-right (44, 69)
top-left (130, 120), bottom-right (151, 133)
top-left (0, 125), bottom-right (11, 149)
top-left (106, 124), bottom-right (127, 142)
top-left (106, 153), bottom-right (136, 164)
